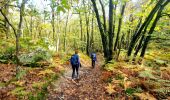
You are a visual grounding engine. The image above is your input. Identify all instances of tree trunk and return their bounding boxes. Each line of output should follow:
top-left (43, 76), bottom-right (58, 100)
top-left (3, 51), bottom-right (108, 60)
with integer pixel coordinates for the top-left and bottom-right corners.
top-left (52, 6), bottom-right (55, 41)
top-left (108, 0), bottom-right (114, 60)
top-left (56, 14), bottom-right (60, 52)
top-left (134, 34), bottom-right (145, 56)
top-left (64, 11), bottom-right (69, 51)
top-left (99, 0), bottom-right (107, 33)
top-left (117, 33), bottom-right (125, 60)
top-left (114, 2), bottom-right (126, 51)
top-left (15, 0), bottom-right (27, 73)
top-left (79, 12), bottom-right (83, 42)
top-left (83, 0), bottom-right (90, 55)
top-left (30, 15), bottom-right (33, 38)
top-left (90, 14), bottom-right (94, 51)
top-left (4, 5), bottom-right (9, 39)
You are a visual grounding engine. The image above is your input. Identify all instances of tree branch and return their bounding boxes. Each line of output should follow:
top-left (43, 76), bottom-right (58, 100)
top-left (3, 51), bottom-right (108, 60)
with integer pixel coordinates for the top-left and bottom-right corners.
top-left (99, 0), bottom-right (107, 32)
top-left (161, 13), bottom-right (170, 18)
top-left (0, 0), bottom-right (10, 9)
top-left (0, 9), bottom-right (17, 36)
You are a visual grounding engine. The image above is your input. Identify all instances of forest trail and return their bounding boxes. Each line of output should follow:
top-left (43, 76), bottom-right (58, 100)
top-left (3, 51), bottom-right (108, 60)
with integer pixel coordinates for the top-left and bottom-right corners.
top-left (47, 56), bottom-right (109, 100)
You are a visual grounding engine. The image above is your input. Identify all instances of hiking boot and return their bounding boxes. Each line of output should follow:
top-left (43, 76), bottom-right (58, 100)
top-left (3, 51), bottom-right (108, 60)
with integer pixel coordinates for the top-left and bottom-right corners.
top-left (76, 75), bottom-right (80, 79)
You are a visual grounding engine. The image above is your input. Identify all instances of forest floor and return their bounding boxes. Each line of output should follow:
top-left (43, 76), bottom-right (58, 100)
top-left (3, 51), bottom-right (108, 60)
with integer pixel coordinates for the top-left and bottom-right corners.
top-left (47, 55), bottom-right (112, 100)
top-left (0, 53), bottom-right (170, 100)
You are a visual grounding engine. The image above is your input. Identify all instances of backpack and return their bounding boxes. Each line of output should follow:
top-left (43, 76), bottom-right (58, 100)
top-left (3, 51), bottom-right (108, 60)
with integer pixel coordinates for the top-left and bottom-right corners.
top-left (70, 54), bottom-right (78, 65)
top-left (91, 53), bottom-right (96, 61)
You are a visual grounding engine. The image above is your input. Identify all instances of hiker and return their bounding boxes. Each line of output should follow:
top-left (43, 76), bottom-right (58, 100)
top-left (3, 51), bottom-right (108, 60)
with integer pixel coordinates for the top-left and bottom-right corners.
top-left (91, 52), bottom-right (97, 68)
top-left (70, 50), bottom-right (81, 79)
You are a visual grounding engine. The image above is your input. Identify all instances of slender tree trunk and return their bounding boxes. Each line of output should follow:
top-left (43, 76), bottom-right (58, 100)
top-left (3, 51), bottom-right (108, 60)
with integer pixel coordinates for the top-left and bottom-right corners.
top-left (56, 14), bottom-right (60, 52)
top-left (108, 0), bottom-right (114, 60)
top-left (15, 0), bottom-right (27, 72)
top-left (114, 2), bottom-right (126, 51)
top-left (90, 15), bottom-right (94, 51)
top-left (79, 12), bottom-right (84, 51)
top-left (52, 7), bottom-right (55, 41)
top-left (99, 0), bottom-right (107, 32)
top-left (30, 15), bottom-right (33, 38)
top-left (83, 0), bottom-right (90, 55)
top-left (117, 33), bottom-right (125, 60)
top-left (134, 34), bottom-right (145, 56)
top-left (4, 5), bottom-right (9, 39)
top-left (79, 12), bottom-right (83, 42)
top-left (64, 11), bottom-right (69, 51)
top-left (126, 15), bottom-right (134, 49)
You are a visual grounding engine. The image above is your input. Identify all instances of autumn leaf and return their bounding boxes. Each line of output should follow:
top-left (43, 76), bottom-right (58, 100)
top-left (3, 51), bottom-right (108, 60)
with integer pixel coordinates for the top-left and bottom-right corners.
top-left (105, 83), bottom-right (116, 94)
top-left (133, 92), bottom-right (156, 100)
top-left (38, 69), bottom-right (55, 76)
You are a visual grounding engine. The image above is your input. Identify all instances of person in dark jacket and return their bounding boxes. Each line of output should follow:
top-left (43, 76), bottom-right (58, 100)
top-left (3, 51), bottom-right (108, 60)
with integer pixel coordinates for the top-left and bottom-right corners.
top-left (70, 50), bottom-right (81, 79)
top-left (91, 52), bottom-right (97, 68)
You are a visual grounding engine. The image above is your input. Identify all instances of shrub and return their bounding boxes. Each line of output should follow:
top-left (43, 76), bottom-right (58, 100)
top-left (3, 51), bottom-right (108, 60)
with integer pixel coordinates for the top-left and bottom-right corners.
top-left (0, 46), bottom-right (16, 63)
top-left (19, 47), bottom-right (52, 67)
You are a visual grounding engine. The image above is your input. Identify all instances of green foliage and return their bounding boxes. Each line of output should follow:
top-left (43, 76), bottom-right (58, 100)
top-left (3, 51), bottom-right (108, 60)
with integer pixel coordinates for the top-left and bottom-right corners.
top-left (104, 60), bottom-right (117, 71)
top-left (0, 82), bottom-right (6, 88)
top-left (16, 69), bottom-right (27, 80)
top-left (32, 82), bottom-right (46, 89)
top-left (153, 87), bottom-right (170, 94)
top-left (11, 87), bottom-right (30, 97)
top-left (30, 81), bottom-right (50, 100)
top-left (125, 88), bottom-right (136, 95)
top-left (115, 73), bottom-right (124, 80)
top-left (0, 46), bottom-right (15, 63)
top-left (106, 77), bottom-right (113, 83)
top-left (19, 47), bottom-right (52, 67)
top-left (138, 70), bottom-right (157, 79)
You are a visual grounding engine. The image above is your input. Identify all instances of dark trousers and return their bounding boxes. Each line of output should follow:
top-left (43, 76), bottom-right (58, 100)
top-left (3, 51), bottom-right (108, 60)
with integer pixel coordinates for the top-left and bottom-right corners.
top-left (92, 60), bottom-right (95, 68)
top-left (72, 65), bottom-right (79, 79)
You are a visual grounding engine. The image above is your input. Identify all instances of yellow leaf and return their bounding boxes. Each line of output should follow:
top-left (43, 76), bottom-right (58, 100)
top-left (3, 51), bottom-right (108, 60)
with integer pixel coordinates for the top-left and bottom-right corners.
top-left (12, 81), bottom-right (25, 86)
top-left (134, 92), bottom-right (156, 100)
top-left (38, 69), bottom-right (55, 76)
top-left (105, 83), bottom-right (116, 94)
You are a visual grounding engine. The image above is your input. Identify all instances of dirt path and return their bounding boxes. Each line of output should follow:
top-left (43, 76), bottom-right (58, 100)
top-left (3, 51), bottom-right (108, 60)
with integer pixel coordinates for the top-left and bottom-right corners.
top-left (47, 60), bottom-right (110, 100)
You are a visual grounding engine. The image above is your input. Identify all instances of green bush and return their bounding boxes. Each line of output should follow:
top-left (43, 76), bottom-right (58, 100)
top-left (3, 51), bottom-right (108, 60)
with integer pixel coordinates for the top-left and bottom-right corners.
top-left (19, 47), bottom-right (52, 67)
top-left (0, 46), bottom-right (16, 63)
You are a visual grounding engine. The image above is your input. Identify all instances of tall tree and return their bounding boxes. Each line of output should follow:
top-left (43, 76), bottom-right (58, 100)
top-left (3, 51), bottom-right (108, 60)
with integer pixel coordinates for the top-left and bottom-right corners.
top-left (0, 0), bottom-right (28, 73)
top-left (114, 1), bottom-right (126, 51)
top-left (83, 0), bottom-right (90, 55)
top-left (50, 0), bottom-right (56, 41)
top-left (91, 0), bottom-right (115, 61)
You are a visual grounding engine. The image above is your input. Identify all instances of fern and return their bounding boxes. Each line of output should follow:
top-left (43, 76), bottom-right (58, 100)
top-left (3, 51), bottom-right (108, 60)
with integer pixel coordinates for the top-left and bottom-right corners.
top-left (153, 87), bottom-right (170, 94)
top-left (32, 82), bottom-right (46, 89)
top-left (10, 87), bottom-right (30, 96)
top-left (139, 70), bottom-right (157, 79)
top-left (157, 79), bottom-right (170, 83)
top-left (16, 69), bottom-right (27, 80)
